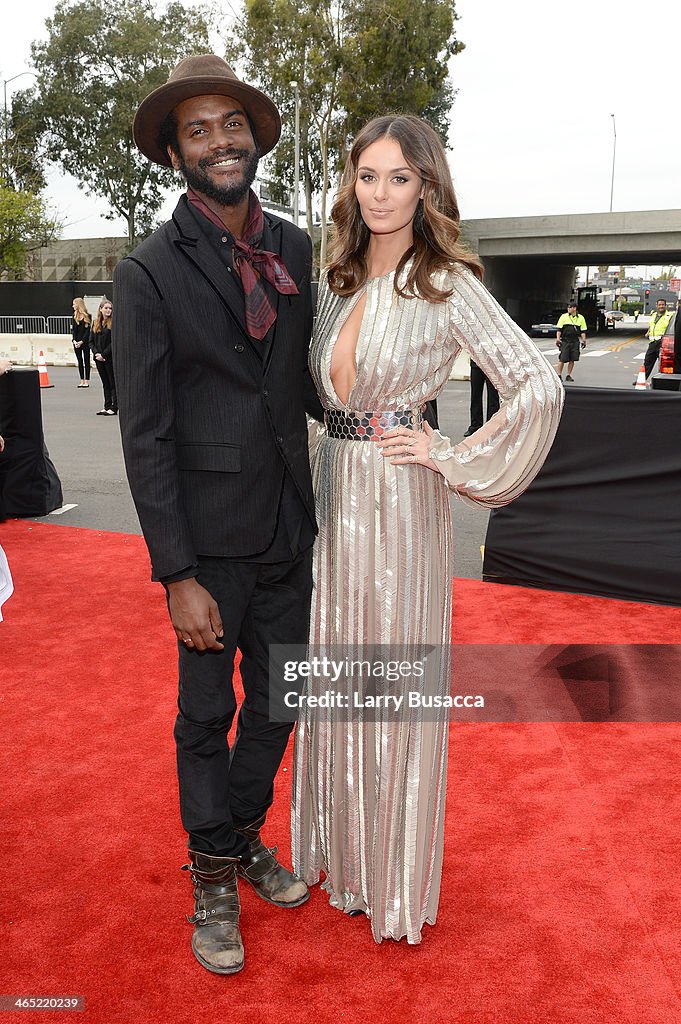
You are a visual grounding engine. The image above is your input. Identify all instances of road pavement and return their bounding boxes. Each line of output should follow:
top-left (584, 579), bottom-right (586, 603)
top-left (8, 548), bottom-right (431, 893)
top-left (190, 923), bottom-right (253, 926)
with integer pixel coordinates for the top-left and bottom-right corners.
top-left (23, 313), bottom-right (669, 581)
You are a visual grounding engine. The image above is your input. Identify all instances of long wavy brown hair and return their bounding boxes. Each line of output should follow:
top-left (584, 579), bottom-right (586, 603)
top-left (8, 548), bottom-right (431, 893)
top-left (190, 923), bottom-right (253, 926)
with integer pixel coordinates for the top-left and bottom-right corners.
top-left (72, 297), bottom-right (91, 326)
top-left (327, 115), bottom-right (483, 302)
top-left (92, 297), bottom-right (112, 333)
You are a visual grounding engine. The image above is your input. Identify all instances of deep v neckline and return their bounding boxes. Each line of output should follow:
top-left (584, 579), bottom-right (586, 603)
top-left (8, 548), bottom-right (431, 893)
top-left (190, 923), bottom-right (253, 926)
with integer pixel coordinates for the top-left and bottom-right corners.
top-left (326, 284), bottom-right (369, 409)
top-left (323, 267), bottom-right (401, 409)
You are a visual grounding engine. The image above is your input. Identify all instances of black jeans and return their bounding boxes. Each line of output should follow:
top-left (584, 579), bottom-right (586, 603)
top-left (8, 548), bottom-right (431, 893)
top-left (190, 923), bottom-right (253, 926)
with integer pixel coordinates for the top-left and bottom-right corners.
top-left (644, 339), bottom-right (661, 379)
top-left (94, 358), bottom-right (117, 410)
top-left (173, 547), bottom-right (313, 857)
top-left (73, 343), bottom-right (90, 380)
top-left (468, 360), bottom-right (500, 430)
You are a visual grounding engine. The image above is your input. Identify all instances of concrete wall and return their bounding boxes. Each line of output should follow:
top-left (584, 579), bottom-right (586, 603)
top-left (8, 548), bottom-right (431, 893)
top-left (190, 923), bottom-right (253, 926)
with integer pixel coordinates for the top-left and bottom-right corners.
top-left (463, 209), bottom-right (681, 264)
top-left (0, 334), bottom-right (76, 366)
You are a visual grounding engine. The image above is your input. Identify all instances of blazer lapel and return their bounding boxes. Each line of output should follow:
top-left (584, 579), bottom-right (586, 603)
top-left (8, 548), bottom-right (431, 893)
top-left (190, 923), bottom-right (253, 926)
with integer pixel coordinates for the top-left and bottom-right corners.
top-left (260, 214), bottom-right (283, 377)
top-left (172, 197), bottom-right (254, 350)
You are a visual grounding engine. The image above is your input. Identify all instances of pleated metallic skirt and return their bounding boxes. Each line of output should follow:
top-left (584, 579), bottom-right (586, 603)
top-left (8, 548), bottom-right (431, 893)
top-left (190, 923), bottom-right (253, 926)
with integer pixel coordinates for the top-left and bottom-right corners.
top-left (291, 423), bottom-right (452, 944)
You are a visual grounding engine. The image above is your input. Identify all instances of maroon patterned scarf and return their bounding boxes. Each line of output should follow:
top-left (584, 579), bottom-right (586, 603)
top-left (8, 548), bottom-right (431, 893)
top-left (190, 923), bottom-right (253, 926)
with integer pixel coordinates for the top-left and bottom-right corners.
top-left (187, 188), bottom-right (298, 340)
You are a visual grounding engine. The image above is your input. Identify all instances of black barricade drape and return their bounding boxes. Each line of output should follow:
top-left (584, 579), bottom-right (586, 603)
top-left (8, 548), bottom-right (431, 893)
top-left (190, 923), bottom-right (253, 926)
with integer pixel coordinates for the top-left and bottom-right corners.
top-left (0, 369), bottom-right (63, 518)
top-left (483, 386), bottom-right (681, 607)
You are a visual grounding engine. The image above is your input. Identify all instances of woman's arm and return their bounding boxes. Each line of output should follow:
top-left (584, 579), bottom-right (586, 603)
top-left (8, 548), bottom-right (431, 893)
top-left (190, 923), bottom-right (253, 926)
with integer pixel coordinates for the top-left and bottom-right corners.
top-left (427, 267), bottom-right (564, 507)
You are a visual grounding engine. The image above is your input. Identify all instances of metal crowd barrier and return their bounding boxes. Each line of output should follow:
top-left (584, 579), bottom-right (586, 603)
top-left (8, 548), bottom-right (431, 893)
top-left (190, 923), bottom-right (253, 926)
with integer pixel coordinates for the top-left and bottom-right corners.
top-left (0, 315), bottom-right (73, 335)
top-left (0, 315), bottom-right (48, 334)
top-left (47, 316), bottom-right (73, 334)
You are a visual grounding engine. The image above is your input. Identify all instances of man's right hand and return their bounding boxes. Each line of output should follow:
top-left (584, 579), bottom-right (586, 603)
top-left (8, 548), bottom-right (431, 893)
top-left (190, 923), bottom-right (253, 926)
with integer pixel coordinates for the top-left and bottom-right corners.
top-left (167, 577), bottom-right (225, 652)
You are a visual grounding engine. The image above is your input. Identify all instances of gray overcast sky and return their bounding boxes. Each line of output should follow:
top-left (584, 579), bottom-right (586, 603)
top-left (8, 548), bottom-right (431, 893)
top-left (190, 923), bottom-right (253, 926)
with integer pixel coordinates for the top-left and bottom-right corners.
top-left (2, 0), bottom-right (680, 243)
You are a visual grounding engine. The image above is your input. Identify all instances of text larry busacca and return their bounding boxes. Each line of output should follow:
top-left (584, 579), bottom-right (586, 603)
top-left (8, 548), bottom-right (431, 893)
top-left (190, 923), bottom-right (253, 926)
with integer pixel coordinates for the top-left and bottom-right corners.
top-left (283, 691), bottom-right (485, 710)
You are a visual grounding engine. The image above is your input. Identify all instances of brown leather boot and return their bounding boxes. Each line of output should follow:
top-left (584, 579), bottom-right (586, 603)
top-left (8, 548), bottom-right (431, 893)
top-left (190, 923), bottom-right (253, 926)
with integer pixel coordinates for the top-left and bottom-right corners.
top-left (183, 851), bottom-right (244, 974)
top-left (234, 813), bottom-right (309, 908)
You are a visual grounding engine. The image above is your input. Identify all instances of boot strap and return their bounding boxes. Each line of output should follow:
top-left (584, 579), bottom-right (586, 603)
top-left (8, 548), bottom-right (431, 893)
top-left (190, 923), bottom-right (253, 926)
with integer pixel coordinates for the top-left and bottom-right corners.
top-left (182, 862), bottom-right (237, 888)
top-left (233, 814), bottom-right (267, 843)
top-left (240, 842), bottom-right (281, 882)
top-left (188, 889), bottom-right (240, 925)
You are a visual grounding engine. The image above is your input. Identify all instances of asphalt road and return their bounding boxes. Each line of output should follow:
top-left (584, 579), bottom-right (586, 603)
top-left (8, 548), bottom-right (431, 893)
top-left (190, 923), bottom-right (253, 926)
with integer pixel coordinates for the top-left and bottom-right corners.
top-left (529, 315), bottom-right (653, 387)
top-left (27, 313), bottom-right (661, 582)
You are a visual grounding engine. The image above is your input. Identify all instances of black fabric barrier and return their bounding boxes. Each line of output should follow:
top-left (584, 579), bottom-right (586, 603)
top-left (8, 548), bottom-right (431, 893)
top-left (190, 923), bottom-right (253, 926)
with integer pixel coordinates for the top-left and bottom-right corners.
top-left (0, 369), bottom-right (63, 518)
top-left (483, 386), bottom-right (681, 607)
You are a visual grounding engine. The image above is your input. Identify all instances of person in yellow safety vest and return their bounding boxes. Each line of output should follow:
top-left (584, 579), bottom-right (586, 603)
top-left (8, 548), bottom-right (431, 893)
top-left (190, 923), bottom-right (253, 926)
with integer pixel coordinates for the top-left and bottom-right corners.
top-left (555, 301), bottom-right (587, 382)
top-left (642, 299), bottom-right (674, 380)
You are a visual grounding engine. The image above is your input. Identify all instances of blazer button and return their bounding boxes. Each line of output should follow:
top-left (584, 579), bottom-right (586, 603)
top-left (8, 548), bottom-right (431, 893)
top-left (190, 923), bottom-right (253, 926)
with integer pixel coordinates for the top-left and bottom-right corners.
top-left (263, 388), bottom-right (269, 397)
top-left (277, 436), bottom-right (284, 445)
top-left (234, 344), bottom-right (244, 353)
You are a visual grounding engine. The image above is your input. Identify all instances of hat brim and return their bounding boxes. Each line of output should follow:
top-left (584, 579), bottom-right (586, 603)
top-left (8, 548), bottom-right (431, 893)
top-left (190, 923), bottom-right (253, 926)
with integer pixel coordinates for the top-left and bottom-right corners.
top-left (133, 76), bottom-right (281, 167)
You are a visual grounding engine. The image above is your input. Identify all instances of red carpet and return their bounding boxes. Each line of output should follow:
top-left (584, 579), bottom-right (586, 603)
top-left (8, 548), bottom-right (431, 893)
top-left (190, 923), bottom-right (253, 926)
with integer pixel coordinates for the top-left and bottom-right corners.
top-left (1, 519), bottom-right (681, 1024)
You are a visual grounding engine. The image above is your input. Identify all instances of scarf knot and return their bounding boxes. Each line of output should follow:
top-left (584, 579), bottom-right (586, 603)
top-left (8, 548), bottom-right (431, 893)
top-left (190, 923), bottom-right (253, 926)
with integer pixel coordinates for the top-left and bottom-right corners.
top-left (187, 188), bottom-right (299, 340)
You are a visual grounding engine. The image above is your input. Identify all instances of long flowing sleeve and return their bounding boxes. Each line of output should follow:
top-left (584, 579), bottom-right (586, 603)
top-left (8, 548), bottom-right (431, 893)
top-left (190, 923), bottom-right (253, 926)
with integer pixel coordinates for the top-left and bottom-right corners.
top-left (428, 265), bottom-right (564, 507)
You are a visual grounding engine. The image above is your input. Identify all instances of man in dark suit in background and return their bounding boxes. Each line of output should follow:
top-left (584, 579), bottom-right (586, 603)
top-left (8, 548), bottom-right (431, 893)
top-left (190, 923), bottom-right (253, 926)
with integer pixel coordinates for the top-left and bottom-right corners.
top-left (463, 360), bottom-right (499, 437)
top-left (113, 55), bottom-right (323, 976)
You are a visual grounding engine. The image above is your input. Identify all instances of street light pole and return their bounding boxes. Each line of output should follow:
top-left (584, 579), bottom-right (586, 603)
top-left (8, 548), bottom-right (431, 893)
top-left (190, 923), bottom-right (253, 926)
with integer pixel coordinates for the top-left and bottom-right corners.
top-left (609, 113), bottom-right (616, 213)
top-left (290, 80), bottom-right (300, 227)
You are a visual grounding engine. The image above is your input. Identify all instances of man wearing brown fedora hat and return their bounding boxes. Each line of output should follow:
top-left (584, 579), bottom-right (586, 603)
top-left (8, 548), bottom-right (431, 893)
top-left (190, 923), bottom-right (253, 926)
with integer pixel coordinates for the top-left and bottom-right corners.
top-left (113, 54), bottom-right (324, 976)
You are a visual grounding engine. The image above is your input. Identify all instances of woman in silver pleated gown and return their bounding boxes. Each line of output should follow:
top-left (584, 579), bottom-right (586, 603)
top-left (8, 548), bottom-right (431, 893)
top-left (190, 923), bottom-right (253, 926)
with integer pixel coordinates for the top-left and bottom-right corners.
top-left (291, 116), bottom-right (563, 944)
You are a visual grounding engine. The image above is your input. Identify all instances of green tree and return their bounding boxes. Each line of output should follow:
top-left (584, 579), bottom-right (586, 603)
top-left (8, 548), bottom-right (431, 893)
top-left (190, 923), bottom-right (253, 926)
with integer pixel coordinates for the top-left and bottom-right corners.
top-left (29, 0), bottom-right (211, 245)
top-left (1, 89), bottom-right (47, 193)
top-left (229, 0), bottom-right (463, 267)
top-left (232, 0), bottom-right (344, 267)
top-left (0, 179), bottom-right (60, 276)
top-left (339, 0), bottom-right (462, 143)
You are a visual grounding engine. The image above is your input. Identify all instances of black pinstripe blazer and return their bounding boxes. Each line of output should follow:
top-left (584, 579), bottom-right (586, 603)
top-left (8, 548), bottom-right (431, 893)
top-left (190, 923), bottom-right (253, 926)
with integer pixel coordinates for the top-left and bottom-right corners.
top-left (112, 195), bottom-right (323, 580)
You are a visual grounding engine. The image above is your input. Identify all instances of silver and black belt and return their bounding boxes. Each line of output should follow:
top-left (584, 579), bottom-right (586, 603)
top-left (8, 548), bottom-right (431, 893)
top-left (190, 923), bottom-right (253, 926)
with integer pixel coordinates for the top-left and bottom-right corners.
top-left (324, 408), bottom-right (422, 440)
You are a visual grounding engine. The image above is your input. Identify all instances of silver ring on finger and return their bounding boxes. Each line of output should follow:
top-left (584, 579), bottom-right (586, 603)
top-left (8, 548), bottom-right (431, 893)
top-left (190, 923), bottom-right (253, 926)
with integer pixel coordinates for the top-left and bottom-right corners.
top-left (183, 637), bottom-right (194, 645)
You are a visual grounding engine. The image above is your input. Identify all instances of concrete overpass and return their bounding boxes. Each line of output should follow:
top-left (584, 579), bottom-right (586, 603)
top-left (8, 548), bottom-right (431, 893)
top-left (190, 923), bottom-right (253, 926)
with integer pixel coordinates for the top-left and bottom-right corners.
top-left (460, 209), bottom-right (681, 328)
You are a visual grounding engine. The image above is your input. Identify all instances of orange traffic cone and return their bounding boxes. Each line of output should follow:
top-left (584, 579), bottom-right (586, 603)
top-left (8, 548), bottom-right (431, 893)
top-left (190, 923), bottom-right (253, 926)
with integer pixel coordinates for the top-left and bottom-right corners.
top-left (37, 350), bottom-right (54, 389)
top-left (633, 364), bottom-right (647, 390)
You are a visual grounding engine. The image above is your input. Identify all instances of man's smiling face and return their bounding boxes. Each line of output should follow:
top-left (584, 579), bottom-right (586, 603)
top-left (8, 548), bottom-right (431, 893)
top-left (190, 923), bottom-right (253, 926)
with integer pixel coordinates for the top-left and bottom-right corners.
top-left (169, 93), bottom-right (259, 206)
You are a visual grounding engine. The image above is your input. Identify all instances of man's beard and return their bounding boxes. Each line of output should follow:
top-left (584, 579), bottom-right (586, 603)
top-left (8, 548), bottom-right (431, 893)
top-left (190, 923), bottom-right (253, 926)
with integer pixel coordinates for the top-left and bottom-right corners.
top-left (177, 147), bottom-right (259, 206)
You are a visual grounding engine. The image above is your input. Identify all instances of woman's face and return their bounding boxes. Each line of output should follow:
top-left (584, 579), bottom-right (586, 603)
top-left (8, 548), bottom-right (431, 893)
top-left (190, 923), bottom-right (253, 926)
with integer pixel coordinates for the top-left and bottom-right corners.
top-left (101, 302), bottom-right (112, 318)
top-left (354, 137), bottom-right (422, 238)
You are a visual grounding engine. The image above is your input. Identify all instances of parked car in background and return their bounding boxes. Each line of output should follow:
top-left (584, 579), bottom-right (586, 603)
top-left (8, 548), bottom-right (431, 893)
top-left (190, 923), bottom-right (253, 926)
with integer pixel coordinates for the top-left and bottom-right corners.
top-left (529, 320), bottom-right (560, 337)
top-left (605, 310), bottom-right (625, 329)
top-left (651, 311), bottom-right (680, 391)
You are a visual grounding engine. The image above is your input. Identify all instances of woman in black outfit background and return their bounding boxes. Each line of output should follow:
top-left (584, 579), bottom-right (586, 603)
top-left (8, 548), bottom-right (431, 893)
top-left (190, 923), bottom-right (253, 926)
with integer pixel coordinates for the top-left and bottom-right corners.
top-left (71, 298), bottom-right (91, 387)
top-left (90, 298), bottom-right (116, 415)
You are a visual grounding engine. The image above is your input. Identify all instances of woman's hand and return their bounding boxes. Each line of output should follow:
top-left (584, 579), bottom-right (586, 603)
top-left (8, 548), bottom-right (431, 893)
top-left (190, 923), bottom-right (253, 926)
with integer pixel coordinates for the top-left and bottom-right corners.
top-left (95, 354), bottom-right (105, 361)
top-left (74, 341), bottom-right (82, 348)
top-left (374, 421), bottom-right (440, 473)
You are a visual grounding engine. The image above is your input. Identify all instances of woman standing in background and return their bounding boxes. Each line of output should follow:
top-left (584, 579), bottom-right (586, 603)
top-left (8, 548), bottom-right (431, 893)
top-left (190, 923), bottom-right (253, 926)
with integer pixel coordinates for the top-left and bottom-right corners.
top-left (71, 298), bottom-right (91, 388)
top-left (90, 298), bottom-right (116, 416)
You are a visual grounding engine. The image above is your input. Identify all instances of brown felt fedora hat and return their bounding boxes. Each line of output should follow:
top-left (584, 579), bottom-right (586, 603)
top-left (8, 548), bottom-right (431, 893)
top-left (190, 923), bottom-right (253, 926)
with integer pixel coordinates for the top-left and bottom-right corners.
top-left (133, 54), bottom-right (281, 167)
